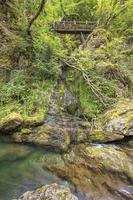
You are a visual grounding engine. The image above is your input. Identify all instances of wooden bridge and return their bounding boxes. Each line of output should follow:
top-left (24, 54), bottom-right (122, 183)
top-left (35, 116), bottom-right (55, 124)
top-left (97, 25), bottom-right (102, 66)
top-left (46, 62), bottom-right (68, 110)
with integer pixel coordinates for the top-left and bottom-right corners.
top-left (53, 21), bottom-right (96, 34)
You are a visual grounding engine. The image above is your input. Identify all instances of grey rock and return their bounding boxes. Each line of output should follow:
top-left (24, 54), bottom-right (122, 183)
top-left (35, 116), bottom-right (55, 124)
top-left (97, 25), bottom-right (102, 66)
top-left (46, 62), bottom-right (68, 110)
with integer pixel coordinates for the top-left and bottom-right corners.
top-left (16, 183), bottom-right (78, 200)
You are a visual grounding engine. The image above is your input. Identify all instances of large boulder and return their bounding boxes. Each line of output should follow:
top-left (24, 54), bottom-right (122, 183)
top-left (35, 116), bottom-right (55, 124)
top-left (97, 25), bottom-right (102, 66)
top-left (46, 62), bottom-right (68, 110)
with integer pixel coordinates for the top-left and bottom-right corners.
top-left (103, 99), bottom-right (133, 137)
top-left (90, 99), bottom-right (133, 143)
top-left (0, 113), bottom-right (44, 134)
top-left (10, 111), bottom-right (90, 152)
top-left (0, 119), bottom-right (89, 152)
top-left (44, 144), bottom-right (133, 200)
top-left (16, 183), bottom-right (78, 200)
top-left (104, 99), bottom-right (133, 136)
top-left (13, 126), bottom-right (71, 152)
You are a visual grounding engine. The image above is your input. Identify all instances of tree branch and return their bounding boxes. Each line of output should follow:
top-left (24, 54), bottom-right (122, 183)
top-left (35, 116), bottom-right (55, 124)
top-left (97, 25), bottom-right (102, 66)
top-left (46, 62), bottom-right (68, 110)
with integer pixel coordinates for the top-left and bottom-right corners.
top-left (62, 60), bottom-right (107, 106)
top-left (27, 0), bottom-right (46, 35)
top-left (105, 2), bottom-right (131, 27)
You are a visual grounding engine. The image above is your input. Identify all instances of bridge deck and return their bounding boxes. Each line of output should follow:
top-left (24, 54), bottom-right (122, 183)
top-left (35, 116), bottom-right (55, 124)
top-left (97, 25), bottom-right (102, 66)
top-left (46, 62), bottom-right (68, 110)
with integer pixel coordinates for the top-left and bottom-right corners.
top-left (53, 21), bottom-right (96, 34)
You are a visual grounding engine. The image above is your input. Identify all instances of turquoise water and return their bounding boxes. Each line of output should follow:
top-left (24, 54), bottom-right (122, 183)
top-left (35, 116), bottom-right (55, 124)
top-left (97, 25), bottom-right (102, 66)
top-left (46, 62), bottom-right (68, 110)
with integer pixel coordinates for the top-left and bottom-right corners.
top-left (0, 140), bottom-right (69, 200)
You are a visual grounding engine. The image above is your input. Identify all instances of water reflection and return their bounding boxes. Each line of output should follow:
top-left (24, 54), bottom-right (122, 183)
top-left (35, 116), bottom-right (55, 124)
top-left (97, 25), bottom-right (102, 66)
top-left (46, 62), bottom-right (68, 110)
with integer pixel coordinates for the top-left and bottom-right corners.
top-left (0, 141), bottom-right (68, 200)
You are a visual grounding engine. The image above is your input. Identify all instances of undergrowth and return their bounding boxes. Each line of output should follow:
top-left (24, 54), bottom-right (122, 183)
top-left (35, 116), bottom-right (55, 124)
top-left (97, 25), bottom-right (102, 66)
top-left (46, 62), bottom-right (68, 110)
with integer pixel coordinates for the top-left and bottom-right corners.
top-left (0, 70), bottom-right (54, 119)
top-left (66, 28), bottom-right (133, 117)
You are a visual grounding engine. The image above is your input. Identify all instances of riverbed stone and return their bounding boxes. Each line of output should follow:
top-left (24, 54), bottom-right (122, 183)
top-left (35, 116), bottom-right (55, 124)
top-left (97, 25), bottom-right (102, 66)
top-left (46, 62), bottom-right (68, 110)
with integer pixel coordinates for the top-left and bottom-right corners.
top-left (16, 183), bottom-right (78, 200)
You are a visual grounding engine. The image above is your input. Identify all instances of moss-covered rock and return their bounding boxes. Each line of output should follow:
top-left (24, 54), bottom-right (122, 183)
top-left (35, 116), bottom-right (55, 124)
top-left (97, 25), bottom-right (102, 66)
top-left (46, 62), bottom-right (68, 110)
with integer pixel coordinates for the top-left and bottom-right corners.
top-left (44, 144), bottom-right (133, 200)
top-left (23, 115), bottom-right (44, 128)
top-left (103, 99), bottom-right (133, 136)
top-left (89, 129), bottom-right (124, 143)
top-left (13, 126), bottom-right (71, 152)
top-left (0, 113), bottom-right (23, 134)
top-left (0, 113), bottom-right (45, 134)
top-left (16, 183), bottom-right (78, 200)
top-left (88, 99), bottom-right (133, 143)
top-left (85, 145), bottom-right (133, 178)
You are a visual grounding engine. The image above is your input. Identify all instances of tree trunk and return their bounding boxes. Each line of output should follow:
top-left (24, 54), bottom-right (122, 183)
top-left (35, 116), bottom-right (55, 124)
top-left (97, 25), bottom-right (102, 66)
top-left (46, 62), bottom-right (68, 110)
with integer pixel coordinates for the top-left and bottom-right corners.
top-left (27, 0), bottom-right (46, 35)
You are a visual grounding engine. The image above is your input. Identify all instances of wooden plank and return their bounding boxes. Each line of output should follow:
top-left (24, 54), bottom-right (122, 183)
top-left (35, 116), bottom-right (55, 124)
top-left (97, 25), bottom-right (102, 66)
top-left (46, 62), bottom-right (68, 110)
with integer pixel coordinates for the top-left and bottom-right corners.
top-left (53, 21), bottom-right (96, 34)
top-left (54, 29), bottom-right (92, 34)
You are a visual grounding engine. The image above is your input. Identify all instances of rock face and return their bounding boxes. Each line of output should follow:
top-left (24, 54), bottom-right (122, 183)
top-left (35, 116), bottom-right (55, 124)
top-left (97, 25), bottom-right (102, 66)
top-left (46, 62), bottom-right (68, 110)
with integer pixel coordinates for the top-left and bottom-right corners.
top-left (90, 99), bottom-right (133, 143)
top-left (43, 144), bottom-right (133, 200)
top-left (0, 78), bottom-right (90, 152)
top-left (89, 129), bottom-right (124, 143)
top-left (13, 126), bottom-right (71, 152)
top-left (2, 98), bottom-right (133, 151)
top-left (12, 121), bottom-right (90, 152)
top-left (16, 183), bottom-right (78, 200)
top-left (0, 114), bottom-right (90, 152)
top-left (103, 100), bottom-right (133, 137)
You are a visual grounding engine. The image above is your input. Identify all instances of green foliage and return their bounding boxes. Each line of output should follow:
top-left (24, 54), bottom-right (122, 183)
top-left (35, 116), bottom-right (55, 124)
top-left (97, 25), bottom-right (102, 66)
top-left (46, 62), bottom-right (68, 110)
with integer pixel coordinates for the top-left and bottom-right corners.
top-left (0, 70), bottom-right (53, 118)
top-left (79, 82), bottom-right (104, 117)
top-left (66, 26), bottom-right (133, 117)
top-left (0, 0), bottom-right (133, 120)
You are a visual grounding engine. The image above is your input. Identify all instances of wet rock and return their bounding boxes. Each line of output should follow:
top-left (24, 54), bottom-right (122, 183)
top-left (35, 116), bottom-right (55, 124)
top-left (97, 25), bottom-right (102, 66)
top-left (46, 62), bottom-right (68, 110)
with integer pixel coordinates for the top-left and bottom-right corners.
top-left (127, 140), bottom-right (133, 147)
top-left (64, 90), bottom-right (79, 115)
top-left (44, 144), bottom-right (133, 200)
top-left (12, 120), bottom-right (91, 152)
top-left (23, 116), bottom-right (44, 128)
top-left (103, 99), bottom-right (133, 136)
top-left (16, 183), bottom-right (78, 200)
top-left (90, 129), bottom-right (124, 143)
top-left (9, 110), bottom-right (91, 152)
top-left (8, 79), bottom-right (89, 152)
top-left (89, 99), bottom-right (133, 143)
top-left (0, 113), bottom-right (23, 134)
top-left (13, 126), bottom-right (71, 152)
top-left (79, 121), bottom-right (91, 129)
top-left (85, 145), bottom-right (133, 179)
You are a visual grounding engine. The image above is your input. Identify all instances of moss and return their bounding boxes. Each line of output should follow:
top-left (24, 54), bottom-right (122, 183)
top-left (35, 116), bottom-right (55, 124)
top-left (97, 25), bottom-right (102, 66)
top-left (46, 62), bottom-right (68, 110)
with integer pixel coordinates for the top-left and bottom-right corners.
top-left (0, 113), bottom-right (22, 124)
top-left (76, 80), bottom-right (105, 117)
top-left (20, 128), bottom-right (32, 135)
top-left (100, 82), bottom-right (116, 98)
top-left (76, 129), bottom-right (86, 142)
top-left (85, 146), bottom-right (106, 157)
top-left (0, 112), bottom-right (44, 131)
top-left (0, 79), bottom-right (53, 122)
top-left (89, 130), bottom-right (107, 142)
top-left (0, 113), bottom-right (23, 133)
top-left (23, 115), bottom-right (44, 128)
top-left (66, 70), bottom-right (105, 117)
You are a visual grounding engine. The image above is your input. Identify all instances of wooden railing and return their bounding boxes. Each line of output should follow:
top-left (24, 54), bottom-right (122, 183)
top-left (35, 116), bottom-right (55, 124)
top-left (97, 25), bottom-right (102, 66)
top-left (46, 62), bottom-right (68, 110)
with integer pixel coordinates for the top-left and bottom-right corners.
top-left (53, 21), bottom-right (96, 34)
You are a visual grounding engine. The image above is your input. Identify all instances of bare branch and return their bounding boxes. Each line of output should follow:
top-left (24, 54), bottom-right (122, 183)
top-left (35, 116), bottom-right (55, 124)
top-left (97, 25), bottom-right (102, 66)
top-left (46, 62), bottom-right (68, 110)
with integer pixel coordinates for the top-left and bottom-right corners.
top-left (62, 60), bottom-right (107, 106)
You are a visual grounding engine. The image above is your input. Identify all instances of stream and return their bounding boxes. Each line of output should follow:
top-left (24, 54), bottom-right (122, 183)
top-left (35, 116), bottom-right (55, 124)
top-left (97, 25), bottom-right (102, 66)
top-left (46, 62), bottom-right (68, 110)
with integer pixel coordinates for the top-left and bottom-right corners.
top-left (0, 140), bottom-right (73, 200)
top-left (0, 69), bottom-right (133, 200)
top-left (0, 138), bottom-right (133, 200)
